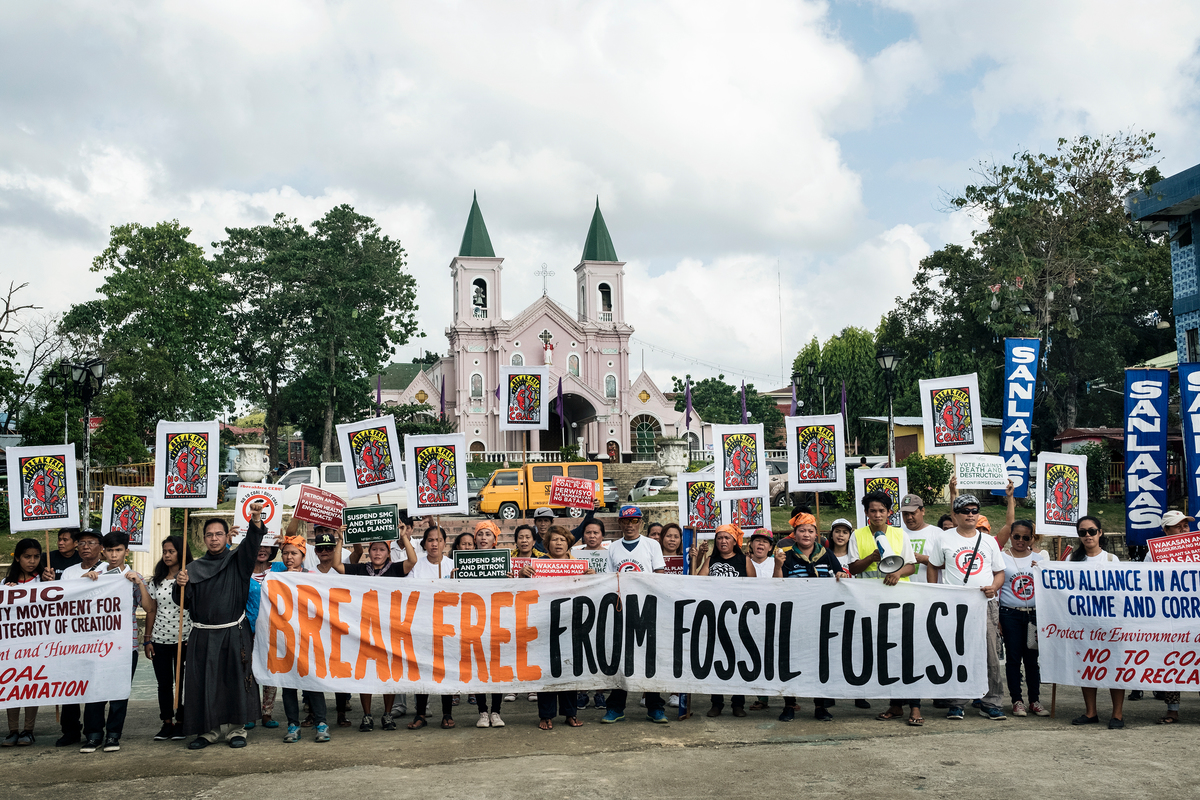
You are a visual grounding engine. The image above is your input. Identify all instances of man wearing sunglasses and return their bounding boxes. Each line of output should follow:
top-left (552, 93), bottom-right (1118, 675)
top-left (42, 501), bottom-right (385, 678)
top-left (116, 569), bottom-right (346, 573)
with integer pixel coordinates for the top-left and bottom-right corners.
top-left (927, 494), bottom-right (1007, 721)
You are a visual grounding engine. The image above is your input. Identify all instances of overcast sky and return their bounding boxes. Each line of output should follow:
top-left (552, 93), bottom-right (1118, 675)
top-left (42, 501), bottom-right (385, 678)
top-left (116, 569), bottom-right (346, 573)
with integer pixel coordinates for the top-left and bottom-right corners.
top-left (3, 0), bottom-right (1199, 393)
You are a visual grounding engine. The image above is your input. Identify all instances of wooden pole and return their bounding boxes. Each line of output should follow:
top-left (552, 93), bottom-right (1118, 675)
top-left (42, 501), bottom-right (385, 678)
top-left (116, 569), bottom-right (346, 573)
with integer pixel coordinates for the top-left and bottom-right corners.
top-left (814, 494), bottom-right (821, 533)
top-left (173, 509), bottom-right (188, 713)
top-left (1050, 683), bottom-right (1057, 718)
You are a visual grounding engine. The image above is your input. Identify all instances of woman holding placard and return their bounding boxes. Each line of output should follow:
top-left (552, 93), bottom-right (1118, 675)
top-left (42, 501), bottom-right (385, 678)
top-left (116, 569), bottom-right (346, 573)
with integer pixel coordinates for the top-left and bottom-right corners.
top-left (998, 519), bottom-right (1050, 718)
top-left (1066, 517), bottom-right (1126, 729)
top-left (3, 539), bottom-right (45, 746)
top-left (145, 535), bottom-right (194, 741)
top-left (408, 526), bottom-right (456, 730)
top-left (692, 525), bottom-right (753, 718)
top-left (467, 520), bottom-right (508, 729)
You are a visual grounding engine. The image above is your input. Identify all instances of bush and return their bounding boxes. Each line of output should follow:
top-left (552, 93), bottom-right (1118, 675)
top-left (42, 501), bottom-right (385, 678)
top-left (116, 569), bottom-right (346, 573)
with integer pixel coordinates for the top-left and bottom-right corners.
top-left (900, 452), bottom-right (954, 506)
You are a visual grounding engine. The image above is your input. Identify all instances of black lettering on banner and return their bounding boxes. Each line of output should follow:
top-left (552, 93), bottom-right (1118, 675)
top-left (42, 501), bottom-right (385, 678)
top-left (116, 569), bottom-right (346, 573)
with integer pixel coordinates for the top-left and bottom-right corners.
top-left (779, 601), bottom-right (802, 681)
top-left (819, 602), bottom-right (843, 683)
top-left (691, 600), bottom-right (716, 679)
top-left (877, 602), bottom-right (900, 686)
top-left (764, 603), bottom-right (776, 681)
top-left (737, 602), bottom-right (762, 681)
top-left (572, 596), bottom-right (597, 677)
top-left (902, 603), bottom-right (921, 685)
top-left (673, 599), bottom-right (696, 679)
top-left (550, 598), bottom-right (568, 678)
top-left (955, 603), bottom-right (969, 682)
top-left (597, 593), bottom-right (622, 676)
top-left (714, 600), bottom-right (737, 681)
top-left (841, 608), bottom-right (873, 686)
top-left (624, 595), bottom-right (656, 679)
top-left (925, 602), bottom-right (952, 683)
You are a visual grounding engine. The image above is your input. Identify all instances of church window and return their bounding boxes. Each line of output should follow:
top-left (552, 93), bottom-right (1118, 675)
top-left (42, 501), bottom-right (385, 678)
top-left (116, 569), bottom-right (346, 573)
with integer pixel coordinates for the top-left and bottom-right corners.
top-left (605, 374), bottom-right (616, 398)
top-left (511, 353), bottom-right (524, 366)
top-left (598, 283), bottom-right (613, 322)
top-left (471, 278), bottom-right (488, 319)
top-left (568, 354), bottom-right (580, 376)
top-left (631, 415), bottom-right (661, 460)
top-left (470, 373), bottom-right (483, 398)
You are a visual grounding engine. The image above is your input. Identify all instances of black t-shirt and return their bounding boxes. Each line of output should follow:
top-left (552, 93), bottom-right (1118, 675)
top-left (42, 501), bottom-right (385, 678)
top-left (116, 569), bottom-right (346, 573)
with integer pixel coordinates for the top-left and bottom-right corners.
top-left (50, 551), bottom-right (82, 581)
top-left (707, 549), bottom-right (750, 578)
top-left (343, 562), bottom-right (407, 578)
top-left (780, 547), bottom-right (843, 578)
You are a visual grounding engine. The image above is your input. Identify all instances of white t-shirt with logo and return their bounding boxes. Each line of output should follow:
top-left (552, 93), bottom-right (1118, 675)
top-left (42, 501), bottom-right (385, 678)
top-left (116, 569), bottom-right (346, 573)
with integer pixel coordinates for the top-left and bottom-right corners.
top-left (607, 536), bottom-right (665, 573)
top-left (999, 550), bottom-right (1049, 608)
top-left (928, 529), bottom-right (1006, 588)
top-left (906, 524), bottom-right (938, 583)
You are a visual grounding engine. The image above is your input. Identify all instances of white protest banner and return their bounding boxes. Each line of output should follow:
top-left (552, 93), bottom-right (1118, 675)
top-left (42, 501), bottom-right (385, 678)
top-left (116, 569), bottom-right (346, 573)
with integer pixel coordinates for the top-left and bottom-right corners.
top-left (713, 423), bottom-right (766, 501)
top-left (154, 420), bottom-right (220, 508)
top-left (854, 468), bottom-right (909, 529)
top-left (785, 414), bottom-right (847, 492)
top-left (6, 444), bottom-right (80, 532)
top-left (955, 454), bottom-right (1008, 491)
top-left (722, 491), bottom-right (770, 533)
top-left (919, 373), bottom-right (984, 455)
top-left (99, 485), bottom-right (154, 552)
top-left (1035, 452), bottom-right (1088, 536)
top-left (233, 483), bottom-right (284, 544)
top-left (403, 433), bottom-right (469, 515)
top-left (336, 415), bottom-right (405, 500)
top-left (498, 366), bottom-right (550, 431)
top-left (254, 571), bottom-right (988, 698)
top-left (1038, 562), bottom-right (1200, 690)
top-left (0, 579), bottom-right (132, 709)
top-left (679, 473), bottom-right (720, 539)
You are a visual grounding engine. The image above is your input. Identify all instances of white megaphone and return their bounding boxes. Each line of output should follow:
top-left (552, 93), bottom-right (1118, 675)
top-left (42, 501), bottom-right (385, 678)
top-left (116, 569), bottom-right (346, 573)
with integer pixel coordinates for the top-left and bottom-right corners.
top-left (875, 533), bottom-right (905, 574)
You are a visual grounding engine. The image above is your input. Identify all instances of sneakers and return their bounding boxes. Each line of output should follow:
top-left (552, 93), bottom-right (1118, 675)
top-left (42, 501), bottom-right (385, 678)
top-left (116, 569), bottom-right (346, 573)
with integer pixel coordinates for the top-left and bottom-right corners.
top-left (359, 714), bottom-right (374, 732)
top-left (489, 712), bottom-right (505, 728)
top-left (381, 713), bottom-right (397, 731)
top-left (814, 707), bottom-right (833, 722)
top-left (102, 737), bottom-right (121, 752)
top-left (171, 722), bottom-right (186, 740)
top-left (80, 737), bottom-right (101, 753)
top-left (593, 693), bottom-right (606, 710)
top-left (979, 707), bottom-right (1007, 720)
top-left (946, 707), bottom-right (965, 720)
top-left (476, 712), bottom-right (491, 728)
top-left (576, 692), bottom-right (589, 709)
top-left (55, 733), bottom-right (81, 747)
top-left (16, 731), bottom-right (34, 746)
top-left (971, 699), bottom-right (983, 709)
top-left (1, 731), bottom-right (17, 747)
top-left (314, 722), bottom-right (331, 742)
top-left (647, 709), bottom-right (668, 724)
top-left (667, 694), bottom-right (680, 708)
top-left (1030, 701), bottom-right (1050, 717)
top-left (284, 724), bottom-right (301, 743)
top-left (154, 722), bottom-right (174, 741)
top-left (1011, 701), bottom-right (1028, 717)
top-left (1072, 714), bottom-right (1099, 725)
top-left (778, 707), bottom-right (796, 722)
top-left (1108, 717), bottom-right (1125, 729)
top-left (528, 693), bottom-right (538, 701)
top-left (600, 709), bottom-right (625, 724)
top-left (504, 694), bottom-right (517, 702)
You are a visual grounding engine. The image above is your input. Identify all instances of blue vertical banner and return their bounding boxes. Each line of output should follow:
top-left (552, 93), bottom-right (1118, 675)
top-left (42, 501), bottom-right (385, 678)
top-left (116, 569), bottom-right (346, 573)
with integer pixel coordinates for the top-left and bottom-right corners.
top-left (1124, 369), bottom-right (1170, 545)
top-left (1179, 364), bottom-right (1200, 520)
top-left (994, 338), bottom-right (1041, 498)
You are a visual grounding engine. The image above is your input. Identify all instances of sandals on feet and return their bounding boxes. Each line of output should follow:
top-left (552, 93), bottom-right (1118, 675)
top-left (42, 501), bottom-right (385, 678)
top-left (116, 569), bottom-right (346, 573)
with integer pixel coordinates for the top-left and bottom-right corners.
top-left (441, 716), bottom-right (455, 729)
top-left (407, 715), bottom-right (427, 730)
top-left (1158, 716), bottom-right (1180, 725)
top-left (539, 719), bottom-right (553, 731)
top-left (907, 716), bottom-right (925, 727)
top-left (876, 710), bottom-right (904, 721)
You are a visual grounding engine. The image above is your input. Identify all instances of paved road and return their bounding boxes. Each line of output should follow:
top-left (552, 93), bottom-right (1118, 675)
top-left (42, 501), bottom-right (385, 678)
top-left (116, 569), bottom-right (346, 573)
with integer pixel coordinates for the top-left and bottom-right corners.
top-left (5, 691), bottom-right (1193, 799)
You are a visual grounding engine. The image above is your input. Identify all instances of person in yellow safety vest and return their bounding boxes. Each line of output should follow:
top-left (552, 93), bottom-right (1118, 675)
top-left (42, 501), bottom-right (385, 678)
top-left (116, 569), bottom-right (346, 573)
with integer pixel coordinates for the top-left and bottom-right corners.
top-left (849, 490), bottom-right (917, 585)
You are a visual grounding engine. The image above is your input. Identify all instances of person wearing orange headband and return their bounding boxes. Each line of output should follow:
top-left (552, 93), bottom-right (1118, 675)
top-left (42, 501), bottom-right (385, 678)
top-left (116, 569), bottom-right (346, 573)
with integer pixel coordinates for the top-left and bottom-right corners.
top-left (274, 534), bottom-right (331, 743)
top-left (691, 523), bottom-right (753, 719)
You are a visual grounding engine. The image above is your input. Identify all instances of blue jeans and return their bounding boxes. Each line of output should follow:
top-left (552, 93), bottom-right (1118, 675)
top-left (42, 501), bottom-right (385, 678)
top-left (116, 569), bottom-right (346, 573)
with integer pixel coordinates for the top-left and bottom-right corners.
top-left (999, 606), bottom-right (1041, 704)
top-left (84, 653), bottom-right (138, 739)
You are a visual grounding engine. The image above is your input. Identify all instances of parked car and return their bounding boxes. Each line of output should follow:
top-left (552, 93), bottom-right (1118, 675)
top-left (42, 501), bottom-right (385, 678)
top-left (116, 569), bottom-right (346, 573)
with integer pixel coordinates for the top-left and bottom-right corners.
top-left (467, 474), bottom-right (487, 515)
top-left (277, 461), bottom-right (409, 511)
top-left (602, 476), bottom-right (619, 510)
top-left (219, 472), bottom-right (242, 490)
top-left (767, 460), bottom-right (790, 506)
top-left (629, 475), bottom-right (671, 502)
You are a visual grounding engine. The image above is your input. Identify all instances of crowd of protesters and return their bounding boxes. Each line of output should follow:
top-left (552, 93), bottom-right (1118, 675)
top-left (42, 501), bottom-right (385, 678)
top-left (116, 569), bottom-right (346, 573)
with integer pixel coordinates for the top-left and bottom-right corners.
top-left (1, 484), bottom-right (1179, 752)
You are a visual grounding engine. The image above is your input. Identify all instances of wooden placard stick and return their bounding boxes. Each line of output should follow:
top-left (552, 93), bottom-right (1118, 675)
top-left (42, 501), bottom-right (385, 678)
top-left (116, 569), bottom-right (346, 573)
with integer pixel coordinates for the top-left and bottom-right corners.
top-left (174, 508), bottom-right (189, 712)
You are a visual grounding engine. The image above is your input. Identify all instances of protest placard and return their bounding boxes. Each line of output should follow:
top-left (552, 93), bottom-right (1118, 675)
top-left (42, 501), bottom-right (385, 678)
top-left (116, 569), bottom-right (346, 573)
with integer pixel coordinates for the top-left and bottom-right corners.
top-left (663, 555), bottom-right (685, 575)
top-left (713, 423), bottom-right (767, 500)
top-left (292, 484), bottom-right (346, 527)
top-left (343, 504), bottom-right (399, 544)
top-left (572, 548), bottom-right (608, 574)
top-left (548, 475), bottom-right (596, 509)
top-left (453, 548), bottom-right (512, 579)
top-left (1035, 452), bottom-right (1088, 535)
top-left (335, 415), bottom-right (405, 500)
top-left (785, 413), bottom-right (847, 492)
top-left (531, 559), bottom-right (588, 577)
top-left (1147, 531), bottom-right (1200, 563)
top-left (99, 485), bottom-right (154, 552)
top-left (234, 483), bottom-right (283, 543)
top-left (918, 373), bottom-right (984, 456)
top-left (679, 473), bottom-right (719, 537)
top-left (854, 468), bottom-right (909, 529)
top-left (403, 433), bottom-right (469, 515)
top-left (153, 420), bottom-right (220, 508)
top-left (955, 454), bottom-right (1009, 491)
top-left (498, 366), bottom-right (550, 431)
top-left (6, 444), bottom-right (80, 532)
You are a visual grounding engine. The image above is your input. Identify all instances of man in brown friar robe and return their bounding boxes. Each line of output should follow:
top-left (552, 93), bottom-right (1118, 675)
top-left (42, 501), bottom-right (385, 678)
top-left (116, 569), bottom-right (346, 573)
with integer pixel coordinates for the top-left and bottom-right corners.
top-left (174, 502), bottom-right (266, 749)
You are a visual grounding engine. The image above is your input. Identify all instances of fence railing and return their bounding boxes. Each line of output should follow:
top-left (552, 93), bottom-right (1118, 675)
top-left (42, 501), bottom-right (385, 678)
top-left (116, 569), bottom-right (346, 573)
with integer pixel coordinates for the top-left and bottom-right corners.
top-left (690, 450), bottom-right (787, 462)
top-left (471, 450), bottom-right (564, 463)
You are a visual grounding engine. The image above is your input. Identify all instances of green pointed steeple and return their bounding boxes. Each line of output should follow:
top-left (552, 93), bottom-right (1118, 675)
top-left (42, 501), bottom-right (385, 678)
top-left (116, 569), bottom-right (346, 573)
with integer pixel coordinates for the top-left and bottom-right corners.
top-left (458, 192), bottom-right (495, 257)
top-left (581, 197), bottom-right (618, 262)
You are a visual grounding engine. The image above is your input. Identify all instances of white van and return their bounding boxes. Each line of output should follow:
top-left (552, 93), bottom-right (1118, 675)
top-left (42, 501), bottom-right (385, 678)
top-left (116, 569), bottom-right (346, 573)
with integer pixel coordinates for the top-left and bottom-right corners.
top-left (278, 461), bottom-right (408, 510)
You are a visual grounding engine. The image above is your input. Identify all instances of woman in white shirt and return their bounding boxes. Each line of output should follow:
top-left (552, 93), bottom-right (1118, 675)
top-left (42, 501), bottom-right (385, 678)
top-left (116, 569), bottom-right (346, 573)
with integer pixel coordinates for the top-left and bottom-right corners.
top-left (1066, 517), bottom-right (1124, 729)
top-left (999, 521), bottom-right (1050, 718)
top-left (407, 526), bottom-right (456, 729)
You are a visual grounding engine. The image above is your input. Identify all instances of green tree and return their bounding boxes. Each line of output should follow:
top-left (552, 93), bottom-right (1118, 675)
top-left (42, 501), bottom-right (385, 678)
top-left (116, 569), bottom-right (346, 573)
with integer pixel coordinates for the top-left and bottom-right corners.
top-left (15, 373), bottom-right (86, 454)
top-left (670, 374), bottom-right (785, 447)
top-left (91, 388), bottom-right (150, 465)
top-left (793, 326), bottom-right (887, 452)
top-left (60, 221), bottom-right (236, 430)
top-left (213, 214), bottom-right (312, 468)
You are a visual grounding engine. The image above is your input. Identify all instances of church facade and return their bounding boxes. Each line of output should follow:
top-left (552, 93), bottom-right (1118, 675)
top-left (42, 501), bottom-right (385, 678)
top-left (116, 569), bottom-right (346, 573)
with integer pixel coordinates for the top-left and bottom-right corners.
top-left (390, 195), bottom-right (708, 462)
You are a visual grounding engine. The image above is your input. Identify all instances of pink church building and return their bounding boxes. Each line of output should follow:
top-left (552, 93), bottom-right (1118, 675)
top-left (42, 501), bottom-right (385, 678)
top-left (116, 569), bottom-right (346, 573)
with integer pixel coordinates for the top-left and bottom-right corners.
top-left (391, 195), bottom-right (709, 462)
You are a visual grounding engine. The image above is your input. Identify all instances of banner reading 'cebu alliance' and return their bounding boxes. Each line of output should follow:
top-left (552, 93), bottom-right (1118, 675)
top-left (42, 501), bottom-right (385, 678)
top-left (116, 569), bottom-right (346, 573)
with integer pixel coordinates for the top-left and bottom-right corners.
top-left (253, 572), bottom-right (989, 698)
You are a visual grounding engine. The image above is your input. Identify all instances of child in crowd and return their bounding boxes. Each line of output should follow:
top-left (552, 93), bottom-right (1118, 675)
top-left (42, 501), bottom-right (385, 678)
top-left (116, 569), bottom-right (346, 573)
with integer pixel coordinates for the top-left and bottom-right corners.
top-left (277, 536), bottom-right (331, 743)
top-left (3, 539), bottom-right (46, 746)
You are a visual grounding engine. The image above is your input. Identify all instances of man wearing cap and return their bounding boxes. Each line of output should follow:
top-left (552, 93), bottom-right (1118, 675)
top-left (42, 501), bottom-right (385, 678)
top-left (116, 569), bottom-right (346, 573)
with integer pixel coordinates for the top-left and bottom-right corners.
top-left (1156, 510), bottom-right (1194, 721)
top-left (926, 494), bottom-right (1007, 721)
top-left (747, 531), bottom-right (775, 579)
top-left (899, 494), bottom-right (938, 584)
top-left (533, 506), bottom-right (555, 548)
top-left (50, 529), bottom-right (106, 747)
top-left (601, 505), bottom-right (667, 725)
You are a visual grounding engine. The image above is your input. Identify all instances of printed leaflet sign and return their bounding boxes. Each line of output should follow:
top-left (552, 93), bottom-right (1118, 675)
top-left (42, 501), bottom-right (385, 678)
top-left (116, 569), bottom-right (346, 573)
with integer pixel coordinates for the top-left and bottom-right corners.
top-left (153, 421), bottom-right (220, 508)
top-left (292, 485), bottom-right (347, 528)
top-left (955, 455), bottom-right (1009, 491)
top-left (99, 485), bottom-right (154, 552)
top-left (1147, 532), bottom-right (1200, 563)
top-left (6, 445), bottom-right (80, 532)
top-left (918, 373), bottom-right (985, 455)
top-left (548, 475), bottom-right (596, 510)
top-left (404, 433), bottom-right (469, 515)
top-left (342, 505), bottom-right (400, 545)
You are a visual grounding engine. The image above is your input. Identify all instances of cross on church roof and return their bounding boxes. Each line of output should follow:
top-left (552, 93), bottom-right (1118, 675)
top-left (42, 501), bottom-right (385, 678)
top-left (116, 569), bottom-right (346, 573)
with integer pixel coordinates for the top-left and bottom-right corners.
top-left (535, 263), bottom-right (555, 295)
top-left (538, 329), bottom-right (554, 345)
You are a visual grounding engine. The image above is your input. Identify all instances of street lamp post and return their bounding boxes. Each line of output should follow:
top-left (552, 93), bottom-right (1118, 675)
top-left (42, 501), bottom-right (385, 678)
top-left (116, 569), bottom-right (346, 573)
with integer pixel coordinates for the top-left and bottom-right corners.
top-left (876, 348), bottom-right (901, 467)
top-left (46, 358), bottom-right (73, 445)
top-left (52, 357), bottom-right (106, 524)
top-left (806, 361), bottom-right (815, 411)
top-left (818, 372), bottom-right (827, 415)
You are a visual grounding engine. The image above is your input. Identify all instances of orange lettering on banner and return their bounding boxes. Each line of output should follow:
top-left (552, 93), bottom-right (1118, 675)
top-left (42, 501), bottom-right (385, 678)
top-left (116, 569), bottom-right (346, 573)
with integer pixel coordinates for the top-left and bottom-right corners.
top-left (297, 584), bottom-right (328, 678)
top-left (433, 591), bottom-right (460, 683)
top-left (267, 580), bottom-right (295, 674)
top-left (459, 592), bottom-right (489, 682)
top-left (489, 592), bottom-right (515, 683)
top-left (514, 590), bottom-right (542, 681)
top-left (355, 590), bottom-right (389, 681)
top-left (389, 591), bottom-right (421, 681)
top-left (328, 587), bottom-right (353, 679)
